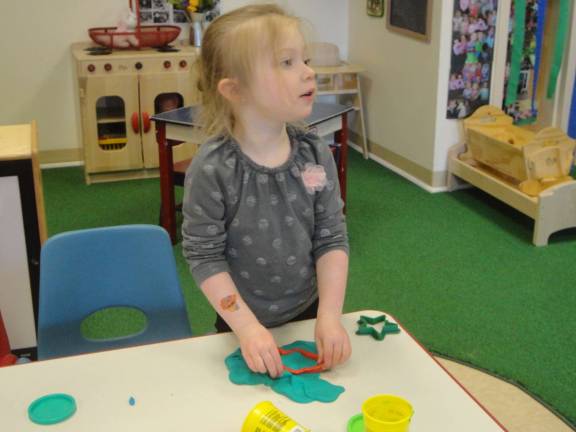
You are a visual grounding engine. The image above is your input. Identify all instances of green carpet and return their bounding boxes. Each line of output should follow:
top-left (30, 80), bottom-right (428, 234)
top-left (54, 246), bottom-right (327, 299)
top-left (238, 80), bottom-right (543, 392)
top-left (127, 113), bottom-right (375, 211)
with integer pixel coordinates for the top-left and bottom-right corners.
top-left (42, 151), bottom-right (576, 426)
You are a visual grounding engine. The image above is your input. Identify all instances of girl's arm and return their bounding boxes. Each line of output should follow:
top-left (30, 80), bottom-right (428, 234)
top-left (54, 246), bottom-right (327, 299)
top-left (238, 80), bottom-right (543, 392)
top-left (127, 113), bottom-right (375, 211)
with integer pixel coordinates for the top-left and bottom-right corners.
top-left (307, 135), bottom-right (352, 369)
top-left (317, 249), bottom-right (348, 319)
top-left (181, 147), bottom-right (283, 378)
top-left (200, 272), bottom-right (284, 378)
top-left (315, 249), bottom-right (351, 369)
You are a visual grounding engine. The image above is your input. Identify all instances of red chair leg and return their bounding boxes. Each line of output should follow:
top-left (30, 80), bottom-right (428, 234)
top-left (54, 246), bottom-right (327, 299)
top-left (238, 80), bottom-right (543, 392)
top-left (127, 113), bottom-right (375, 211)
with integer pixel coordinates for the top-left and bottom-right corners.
top-left (0, 311), bottom-right (17, 367)
top-left (334, 112), bottom-right (348, 212)
top-left (157, 122), bottom-right (178, 244)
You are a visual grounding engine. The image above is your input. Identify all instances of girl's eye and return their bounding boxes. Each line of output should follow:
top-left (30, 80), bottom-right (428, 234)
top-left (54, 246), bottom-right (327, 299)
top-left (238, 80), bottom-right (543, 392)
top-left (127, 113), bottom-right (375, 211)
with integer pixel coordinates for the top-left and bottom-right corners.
top-left (304, 58), bottom-right (311, 66)
top-left (281, 58), bottom-right (293, 67)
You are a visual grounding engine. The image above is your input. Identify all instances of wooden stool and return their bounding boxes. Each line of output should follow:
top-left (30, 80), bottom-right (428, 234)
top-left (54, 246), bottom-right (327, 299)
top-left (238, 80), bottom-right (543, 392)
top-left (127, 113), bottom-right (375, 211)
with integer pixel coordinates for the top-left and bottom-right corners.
top-left (313, 63), bottom-right (368, 159)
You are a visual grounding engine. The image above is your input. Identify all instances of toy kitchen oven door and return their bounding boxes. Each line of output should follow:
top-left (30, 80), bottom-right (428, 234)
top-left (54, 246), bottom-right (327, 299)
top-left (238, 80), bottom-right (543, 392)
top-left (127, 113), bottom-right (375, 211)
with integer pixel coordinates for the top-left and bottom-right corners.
top-left (72, 43), bottom-right (199, 183)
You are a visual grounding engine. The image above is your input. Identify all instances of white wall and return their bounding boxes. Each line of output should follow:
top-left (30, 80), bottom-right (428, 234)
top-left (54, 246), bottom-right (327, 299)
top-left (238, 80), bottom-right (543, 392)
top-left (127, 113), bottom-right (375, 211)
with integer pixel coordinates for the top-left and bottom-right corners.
top-left (223, 0), bottom-right (348, 58)
top-left (348, 0), bottom-right (444, 175)
top-left (431, 1), bottom-right (460, 174)
top-left (0, 1), bottom-right (124, 154)
top-left (0, 0), bottom-right (347, 156)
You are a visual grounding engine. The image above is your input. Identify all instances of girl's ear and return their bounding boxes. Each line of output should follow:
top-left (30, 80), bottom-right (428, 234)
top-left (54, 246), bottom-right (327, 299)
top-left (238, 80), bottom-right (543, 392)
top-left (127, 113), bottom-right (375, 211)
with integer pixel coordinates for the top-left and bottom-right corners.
top-left (217, 78), bottom-right (243, 104)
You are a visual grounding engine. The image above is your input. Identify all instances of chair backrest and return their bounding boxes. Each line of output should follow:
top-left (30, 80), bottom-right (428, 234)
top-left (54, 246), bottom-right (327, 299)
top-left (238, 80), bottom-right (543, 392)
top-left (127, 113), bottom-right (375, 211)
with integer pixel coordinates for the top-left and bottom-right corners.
top-left (38, 225), bottom-right (192, 360)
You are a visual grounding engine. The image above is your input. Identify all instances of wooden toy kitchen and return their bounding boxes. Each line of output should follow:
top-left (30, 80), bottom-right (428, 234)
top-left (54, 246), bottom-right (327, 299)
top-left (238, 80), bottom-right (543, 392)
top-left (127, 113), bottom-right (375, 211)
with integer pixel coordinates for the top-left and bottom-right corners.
top-left (72, 42), bottom-right (199, 184)
top-left (71, 0), bottom-right (203, 184)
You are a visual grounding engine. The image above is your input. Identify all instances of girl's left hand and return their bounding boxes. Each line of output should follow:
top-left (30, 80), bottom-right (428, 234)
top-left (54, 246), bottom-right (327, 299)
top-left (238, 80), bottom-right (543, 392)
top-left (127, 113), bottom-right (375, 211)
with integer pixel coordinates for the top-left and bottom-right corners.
top-left (314, 314), bottom-right (351, 370)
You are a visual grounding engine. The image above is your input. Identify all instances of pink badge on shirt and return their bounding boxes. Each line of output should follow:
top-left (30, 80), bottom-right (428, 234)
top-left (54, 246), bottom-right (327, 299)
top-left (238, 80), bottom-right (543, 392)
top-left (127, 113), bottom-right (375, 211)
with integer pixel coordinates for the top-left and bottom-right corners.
top-left (301, 163), bottom-right (327, 194)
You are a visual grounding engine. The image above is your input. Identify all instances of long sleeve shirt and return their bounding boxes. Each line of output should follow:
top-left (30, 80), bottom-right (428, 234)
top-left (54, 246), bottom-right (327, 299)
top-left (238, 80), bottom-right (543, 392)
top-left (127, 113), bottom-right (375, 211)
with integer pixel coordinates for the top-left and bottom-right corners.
top-left (181, 126), bottom-right (349, 327)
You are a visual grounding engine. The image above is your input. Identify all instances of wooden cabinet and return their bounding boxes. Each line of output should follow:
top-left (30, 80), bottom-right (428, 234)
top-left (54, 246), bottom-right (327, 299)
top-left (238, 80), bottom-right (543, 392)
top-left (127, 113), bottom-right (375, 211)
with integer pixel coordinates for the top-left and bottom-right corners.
top-left (0, 122), bottom-right (46, 357)
top-left (72, 43), bottom-right (200, 183)
top-left (82, 74), bottom-right (143, 174)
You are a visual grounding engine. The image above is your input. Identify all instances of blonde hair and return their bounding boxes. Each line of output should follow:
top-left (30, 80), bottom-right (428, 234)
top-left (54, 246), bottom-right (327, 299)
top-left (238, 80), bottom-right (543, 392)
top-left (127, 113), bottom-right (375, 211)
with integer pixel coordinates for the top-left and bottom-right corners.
top-left (197, 4), bottom-right (303, 138)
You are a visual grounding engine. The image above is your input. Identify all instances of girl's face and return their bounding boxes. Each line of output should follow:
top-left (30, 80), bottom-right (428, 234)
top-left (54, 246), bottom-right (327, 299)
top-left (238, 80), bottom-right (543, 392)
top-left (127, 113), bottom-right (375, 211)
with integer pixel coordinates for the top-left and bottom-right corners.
top-left (242, 26), bottom-right (316, 124)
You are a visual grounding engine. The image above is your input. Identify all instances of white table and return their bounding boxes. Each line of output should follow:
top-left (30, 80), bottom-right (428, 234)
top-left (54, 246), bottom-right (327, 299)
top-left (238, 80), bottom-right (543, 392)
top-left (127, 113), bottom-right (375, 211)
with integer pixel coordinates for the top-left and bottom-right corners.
top-left (0, 311), bottom-right (506, 431)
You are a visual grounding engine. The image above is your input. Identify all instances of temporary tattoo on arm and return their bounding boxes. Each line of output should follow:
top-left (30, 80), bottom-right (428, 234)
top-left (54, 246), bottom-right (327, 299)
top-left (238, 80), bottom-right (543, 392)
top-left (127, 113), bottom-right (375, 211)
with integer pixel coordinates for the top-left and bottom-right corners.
top-left (220, 294), bottom-right (240, 312)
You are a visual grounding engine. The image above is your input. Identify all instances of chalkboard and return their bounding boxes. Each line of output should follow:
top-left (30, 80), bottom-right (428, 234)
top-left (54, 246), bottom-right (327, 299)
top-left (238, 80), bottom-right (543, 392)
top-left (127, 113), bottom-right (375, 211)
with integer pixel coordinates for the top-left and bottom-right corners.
top-left (387, 0), bottom-right (432, 42)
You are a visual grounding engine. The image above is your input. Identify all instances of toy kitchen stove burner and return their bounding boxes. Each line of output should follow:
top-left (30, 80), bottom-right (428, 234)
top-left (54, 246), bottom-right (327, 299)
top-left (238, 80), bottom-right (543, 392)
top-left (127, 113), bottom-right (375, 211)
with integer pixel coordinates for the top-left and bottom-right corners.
top-left (156, 45), bottom-right (180, 53)
top-left (85, 47), bottom-right (113, 56)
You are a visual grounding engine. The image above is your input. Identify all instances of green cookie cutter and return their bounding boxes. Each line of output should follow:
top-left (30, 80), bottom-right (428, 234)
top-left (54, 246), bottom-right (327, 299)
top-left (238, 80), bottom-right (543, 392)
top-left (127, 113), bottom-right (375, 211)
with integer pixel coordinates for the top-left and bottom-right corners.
top-left (355, 315), bottom-right (400, 341)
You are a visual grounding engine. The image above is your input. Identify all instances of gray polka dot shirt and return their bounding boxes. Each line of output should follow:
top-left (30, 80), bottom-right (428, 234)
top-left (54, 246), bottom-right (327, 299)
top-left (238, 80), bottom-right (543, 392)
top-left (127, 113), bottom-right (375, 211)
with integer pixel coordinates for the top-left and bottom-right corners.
top-left (182, 126), bottom-right (349, 327)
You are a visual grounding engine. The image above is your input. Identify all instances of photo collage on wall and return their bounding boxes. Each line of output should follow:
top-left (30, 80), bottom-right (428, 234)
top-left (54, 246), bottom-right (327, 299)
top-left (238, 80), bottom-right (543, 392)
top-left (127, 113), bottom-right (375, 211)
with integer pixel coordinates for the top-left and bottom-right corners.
top-left (139, 0), bottom-right (173, 24)
top-left (502, 0), bottom-right (538, 124)
top-left (140, 0), bottom-right (222, 25)
top-left (446, 0), bottom-right (499, 119)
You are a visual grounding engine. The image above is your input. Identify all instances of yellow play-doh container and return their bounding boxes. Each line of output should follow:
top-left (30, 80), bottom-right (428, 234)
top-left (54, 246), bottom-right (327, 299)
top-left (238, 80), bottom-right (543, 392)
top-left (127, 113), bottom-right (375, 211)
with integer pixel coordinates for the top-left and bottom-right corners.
top-left (242, 401), bottom-right (310, 432)
top-left (362, 394), bottom-right (413, 432)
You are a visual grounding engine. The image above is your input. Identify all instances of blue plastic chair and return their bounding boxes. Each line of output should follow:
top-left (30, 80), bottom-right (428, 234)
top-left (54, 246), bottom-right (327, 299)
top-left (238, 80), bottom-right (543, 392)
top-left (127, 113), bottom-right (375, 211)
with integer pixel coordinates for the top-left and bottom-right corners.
top-left (37, 225), bottom-right (192, 360)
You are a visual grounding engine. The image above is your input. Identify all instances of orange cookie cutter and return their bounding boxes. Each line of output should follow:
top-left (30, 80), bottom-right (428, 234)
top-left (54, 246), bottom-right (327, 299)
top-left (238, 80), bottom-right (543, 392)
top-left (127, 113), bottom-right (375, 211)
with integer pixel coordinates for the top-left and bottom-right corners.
top-left (278, 347), bottom-right (325, 375)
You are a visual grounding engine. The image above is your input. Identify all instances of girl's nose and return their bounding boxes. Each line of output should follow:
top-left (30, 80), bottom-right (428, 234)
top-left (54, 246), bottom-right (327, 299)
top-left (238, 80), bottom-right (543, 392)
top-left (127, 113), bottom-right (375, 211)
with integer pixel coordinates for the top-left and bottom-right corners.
top-left (303, 63), bottom-right (315, 81)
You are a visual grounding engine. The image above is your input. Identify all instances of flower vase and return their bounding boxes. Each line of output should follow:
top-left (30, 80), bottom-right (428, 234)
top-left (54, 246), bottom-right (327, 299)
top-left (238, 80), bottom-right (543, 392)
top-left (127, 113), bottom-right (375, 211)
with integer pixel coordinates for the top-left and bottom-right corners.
top-left (190, 12), bottom-right (206, 47)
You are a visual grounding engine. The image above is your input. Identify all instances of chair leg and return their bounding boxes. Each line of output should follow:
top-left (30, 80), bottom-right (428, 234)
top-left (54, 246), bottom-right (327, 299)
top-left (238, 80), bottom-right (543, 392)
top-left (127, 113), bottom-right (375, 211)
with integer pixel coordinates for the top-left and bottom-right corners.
top-left (157, 123), bottom-right (178, 244)
top-left (334, 112), bottom-right (348, 212)
top-left (0, 311), bottom-right (17, 367)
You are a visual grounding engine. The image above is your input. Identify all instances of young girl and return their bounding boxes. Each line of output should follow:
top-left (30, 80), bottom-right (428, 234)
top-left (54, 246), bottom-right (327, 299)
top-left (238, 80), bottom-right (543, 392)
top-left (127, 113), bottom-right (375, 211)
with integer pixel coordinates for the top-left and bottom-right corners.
top-left (181, 4), bottom-right (351, 379)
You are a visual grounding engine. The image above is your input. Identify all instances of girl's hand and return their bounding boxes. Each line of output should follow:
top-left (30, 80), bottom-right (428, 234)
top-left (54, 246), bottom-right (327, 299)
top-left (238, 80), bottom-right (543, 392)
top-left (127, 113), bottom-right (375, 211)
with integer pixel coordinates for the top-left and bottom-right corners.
top-left (315, 314), bottom-right (351, 370)
top-left (236, 322), bottom-right (284, 378)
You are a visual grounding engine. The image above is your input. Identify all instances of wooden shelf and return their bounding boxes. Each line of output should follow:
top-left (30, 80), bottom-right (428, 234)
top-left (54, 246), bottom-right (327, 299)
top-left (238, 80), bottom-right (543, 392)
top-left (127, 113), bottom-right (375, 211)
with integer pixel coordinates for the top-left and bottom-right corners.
top-left (449, 150), bottom-right (576, 246)
top-left (98, 137), bottom-right (127, 145)
top-left (317, 89), bottom-right (359, 96)
top-left (97, 116), bottom-right (126, 124)
top-left (312, 63), bottom-right (365, 74)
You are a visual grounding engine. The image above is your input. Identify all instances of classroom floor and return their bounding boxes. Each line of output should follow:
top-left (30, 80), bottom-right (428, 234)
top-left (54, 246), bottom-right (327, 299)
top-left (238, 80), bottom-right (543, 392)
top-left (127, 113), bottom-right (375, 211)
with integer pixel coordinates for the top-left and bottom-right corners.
top-left (438, 358), bottom-right (573, 432)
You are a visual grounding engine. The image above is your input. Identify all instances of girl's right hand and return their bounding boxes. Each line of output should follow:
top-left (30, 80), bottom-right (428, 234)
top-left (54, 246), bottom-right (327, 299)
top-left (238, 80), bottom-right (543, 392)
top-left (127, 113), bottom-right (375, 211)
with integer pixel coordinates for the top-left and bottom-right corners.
top-left (236, 322), bottom-right (284, 378)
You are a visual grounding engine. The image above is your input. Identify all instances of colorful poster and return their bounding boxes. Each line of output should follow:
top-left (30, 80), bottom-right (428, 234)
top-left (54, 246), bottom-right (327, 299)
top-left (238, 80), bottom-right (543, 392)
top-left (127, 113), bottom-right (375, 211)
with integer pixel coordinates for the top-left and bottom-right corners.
top-left (569, 72), bottom-right (576, 139)
top-left (446, 0), bottom-right (499, 119)
top-left (502, 0), bottom-right (539, 124)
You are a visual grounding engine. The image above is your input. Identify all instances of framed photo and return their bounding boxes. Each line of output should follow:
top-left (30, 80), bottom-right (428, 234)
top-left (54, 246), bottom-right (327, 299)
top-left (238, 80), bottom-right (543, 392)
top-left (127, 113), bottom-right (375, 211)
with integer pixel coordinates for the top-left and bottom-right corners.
top-left (367, 0), bottom-right (384, 17)
top-left (387, 0), bottom-right (432, 42)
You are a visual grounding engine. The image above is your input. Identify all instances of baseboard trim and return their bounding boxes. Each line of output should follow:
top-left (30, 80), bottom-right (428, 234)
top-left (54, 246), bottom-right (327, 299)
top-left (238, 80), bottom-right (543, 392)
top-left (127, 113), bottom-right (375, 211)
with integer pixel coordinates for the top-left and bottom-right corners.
top-left (348, 130), bottom-right (448, 192)
top-left (348, 141), bottom-right (448, 193)
top-left (41, 160), bottom-right (84, 169)
top-left (39, 148), bottom-right (83, 169)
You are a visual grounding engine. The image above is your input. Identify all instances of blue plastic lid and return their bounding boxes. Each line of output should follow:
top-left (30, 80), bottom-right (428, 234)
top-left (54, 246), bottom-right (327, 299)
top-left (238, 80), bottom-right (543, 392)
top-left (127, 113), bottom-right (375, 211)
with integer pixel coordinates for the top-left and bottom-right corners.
top-left (28, 393), bottom-right (77, 425)
top-left (347, 413), bottom-right (364, 432)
